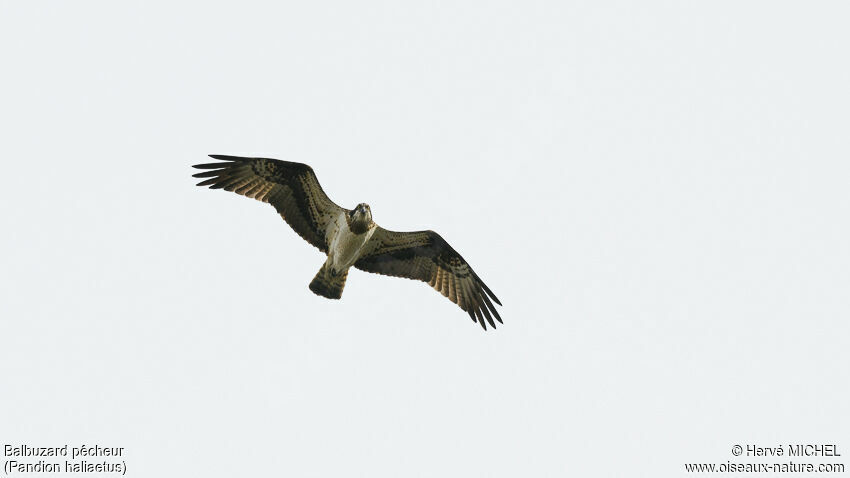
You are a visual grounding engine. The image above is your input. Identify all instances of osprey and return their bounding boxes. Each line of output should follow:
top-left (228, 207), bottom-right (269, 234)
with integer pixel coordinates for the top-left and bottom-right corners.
top-left (192, 155), bottom-right (502, 329)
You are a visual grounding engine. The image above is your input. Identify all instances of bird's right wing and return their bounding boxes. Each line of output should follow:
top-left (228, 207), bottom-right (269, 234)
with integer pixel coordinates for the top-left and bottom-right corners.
top-left (192, 155), bottom-right (345, 252)
top-left (355, 228), bottom-right (502, 329)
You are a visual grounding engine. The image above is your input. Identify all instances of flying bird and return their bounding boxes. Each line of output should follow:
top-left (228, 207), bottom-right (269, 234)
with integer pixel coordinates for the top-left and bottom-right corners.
top-left (192, 155), bottom-right (502, 329)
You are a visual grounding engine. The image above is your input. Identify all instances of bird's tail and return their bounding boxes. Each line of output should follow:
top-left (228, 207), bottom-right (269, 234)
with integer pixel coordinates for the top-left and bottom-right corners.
top-left (309, 263), bottom-right (348, 300)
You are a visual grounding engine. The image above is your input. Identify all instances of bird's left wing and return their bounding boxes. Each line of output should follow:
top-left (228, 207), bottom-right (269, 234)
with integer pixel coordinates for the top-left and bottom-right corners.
top-left (192, 155), bottom-right (345, 252)
top-left (355, 228), bottom-right (502, 329)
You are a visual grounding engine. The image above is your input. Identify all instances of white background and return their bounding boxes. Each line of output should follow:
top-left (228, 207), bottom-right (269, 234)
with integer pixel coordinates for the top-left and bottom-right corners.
top-left (1, 1), bottom-right (848, 476)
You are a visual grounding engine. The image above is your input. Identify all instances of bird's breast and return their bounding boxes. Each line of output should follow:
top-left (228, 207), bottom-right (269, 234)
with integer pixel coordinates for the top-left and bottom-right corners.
top-left (328, 212), bottom-right (375, 270)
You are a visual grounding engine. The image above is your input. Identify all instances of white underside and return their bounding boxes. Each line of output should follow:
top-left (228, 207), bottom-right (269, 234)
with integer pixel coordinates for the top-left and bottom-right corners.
top-left (326, 211), bottom-right (376, 272)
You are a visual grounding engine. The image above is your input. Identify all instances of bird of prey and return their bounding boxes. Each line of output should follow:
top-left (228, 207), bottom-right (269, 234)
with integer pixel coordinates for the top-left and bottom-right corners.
top-left (192, 155), bottom-right (502, 329)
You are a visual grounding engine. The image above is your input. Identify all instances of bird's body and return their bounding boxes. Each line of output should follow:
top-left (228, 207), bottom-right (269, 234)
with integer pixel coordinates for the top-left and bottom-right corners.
top-left (326, 208), bottom-right (377, 275)
top-left (192, 155), bottom-right (503, 329)
top-left (310, 207), bottom-right (377, 299)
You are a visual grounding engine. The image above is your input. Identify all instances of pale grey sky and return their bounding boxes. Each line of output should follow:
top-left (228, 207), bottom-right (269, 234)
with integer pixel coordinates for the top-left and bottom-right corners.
top-left (1, 1), bottom-right (848, 476)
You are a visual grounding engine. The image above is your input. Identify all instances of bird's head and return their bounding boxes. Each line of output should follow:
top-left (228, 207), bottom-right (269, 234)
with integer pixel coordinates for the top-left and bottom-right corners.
top-left (348, 203), bottom-right (372, 233)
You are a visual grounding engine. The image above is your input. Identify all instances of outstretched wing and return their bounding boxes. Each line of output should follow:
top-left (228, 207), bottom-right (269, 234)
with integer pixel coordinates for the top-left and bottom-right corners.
top-left (192, 155), bottom-right (344, 252)
top-left (355, 228), bottom-right (502, 330)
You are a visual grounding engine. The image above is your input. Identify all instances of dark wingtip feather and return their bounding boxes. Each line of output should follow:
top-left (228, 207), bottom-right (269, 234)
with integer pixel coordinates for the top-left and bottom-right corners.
top-left (479, 280), bottom-right (501, 306)
top-left (482, 294), bottom-right (502, 324)
top-left (208, 154), bottom-right (250, 162)
top-left (479, 300), bottom-right (496, 329)
top-left (193, 162), bottom-right (234, 169)
top-left (192, 170), bottom-right (224, 178)
top-left (473, 307), bottom-right (487, 330)
top-left (195, 177), bottom-right (220, 187)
